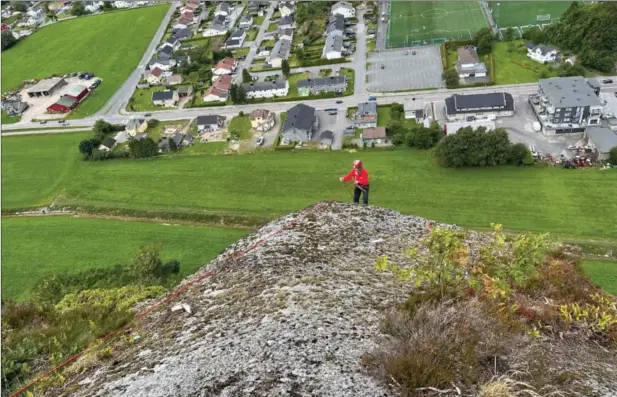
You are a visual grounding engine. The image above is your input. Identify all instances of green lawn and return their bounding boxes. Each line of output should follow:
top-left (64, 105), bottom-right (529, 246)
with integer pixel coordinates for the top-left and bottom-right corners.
top-left (253, 15), bottom-right (265, 27)
top-left (246, 27), bottom-right (258, 41)
top-left (583, 259), bottom-right (617, 296)
top-left (490, 1), bottom-right (572, 28)
top-left (146, 119), bottom-right (189, 142)
top-left (377, 106), bottom-right (391, 127)
top-left (1, 216), bottom-right (248, 300)
top-left (232, 47), bottom-right (251, 57)
top-left (388, 2), bottom-right (489, 48)
top-left (267, 22), bottom-right (277, 32)
top-left (288, 72), bottom-right (310, 97)
top-left (1, 109), bottom-right (20, 125)
top-left (1, 132), bottom-right (88, 209)
top-left (1, 5), bottom-right (169, 119)
top-left (492, 40), bottom-right (558, 84)
top-left (182, 141), bottom-right (227, 155)
top-left (228, 115), bottom-right (253, 140)
top-left (128, 86), bottom-right (176, 112)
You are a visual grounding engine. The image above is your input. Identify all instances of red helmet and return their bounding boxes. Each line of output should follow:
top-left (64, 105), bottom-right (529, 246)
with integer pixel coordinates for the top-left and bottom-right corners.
top-left (353, 160), bottom-right (363, 169)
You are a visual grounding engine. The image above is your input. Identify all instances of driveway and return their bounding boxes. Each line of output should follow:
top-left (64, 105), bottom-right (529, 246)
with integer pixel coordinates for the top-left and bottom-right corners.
top-left (314, 110), bottom-right (347, 150)
top-left (375, 0), bottom-right (389, 51)
top-left (366, 45), bottom-right (444, 91)
top-left (235, 4), bottom-right (275, 84)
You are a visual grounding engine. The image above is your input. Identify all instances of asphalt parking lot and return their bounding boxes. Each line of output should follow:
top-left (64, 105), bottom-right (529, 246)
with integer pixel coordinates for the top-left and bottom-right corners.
top-left (366, 45), bottom-right (444, 91)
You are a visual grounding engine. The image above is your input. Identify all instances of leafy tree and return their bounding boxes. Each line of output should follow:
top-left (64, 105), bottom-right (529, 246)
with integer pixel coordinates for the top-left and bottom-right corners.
top-left (281, 59), bottom-right (290, 77)
top-left (474, 27), bottom-right (494, 55)
top-left (128, 137), bottom-right (159, 158)
top-left (78, 139), bottom-right (96, 156)
top-left (1, 31), bottom-right (17, 52)
top-left (508, 142), bottom-right (534, 166)
top-left (93, 119), bottom-right (113, 135)
top-left (406, 121), bottom-right (443, 149)
top-left (442, 68), bottom-right (459, 89)
top-left (502, 27), bottom-right (515, 42)
top-left (242, 69), bottom-right (252, 83)
top-left (296, 47), bottom-right (305, 62)
top-left (147, 119), bottom-right (160, 128)
top-left (521, 26), bottom-right (545, 45)
top-left (390, 103), bottom-right (404, 121)
top-left (386, 120), bottom-right (407, 139)
top-left (557, 62), bottom-right (586, 77)
top-left (296, 1), bottom-right (328, 25)
top-left (71, 1), bottom-right (86, 16)
top-left (103, 1), bottom-right (114, 9)
top-left (198, 66), bottom-right (212, 82)
top-left (435, 127), bottom-right (512, 167)
top-left (168, 137), bottom-right (178, 152)
top-left (229, 84), bottom-right (247, 104)
top-left (608, 147), bottom-right (617, 165)
top-left (212, 49), bottom-right (233, 62)
top-left (11, 1), bottom-right (27, 13)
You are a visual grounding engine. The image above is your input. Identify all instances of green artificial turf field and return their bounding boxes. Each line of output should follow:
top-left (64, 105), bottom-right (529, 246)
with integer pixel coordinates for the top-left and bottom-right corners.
top-left (0, 5), bottom-right (169, 118)
top-left (490, 1), bottom-right (572, 28)
top-left (387, 2), bottom-right (489, 48)
top-left (1, 216), bottom-right (248, 300)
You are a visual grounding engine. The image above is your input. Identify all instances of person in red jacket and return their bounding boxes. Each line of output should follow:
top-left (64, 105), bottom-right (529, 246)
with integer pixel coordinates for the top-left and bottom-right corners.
top-left (339, 160), bottom-right (370, 205)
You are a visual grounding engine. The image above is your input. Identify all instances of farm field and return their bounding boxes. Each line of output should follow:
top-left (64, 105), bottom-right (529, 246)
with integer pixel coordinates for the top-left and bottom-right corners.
top-left (583, 259), bottom-right (617, 296)
top-left (1, 216), bottom-right (248, 300)
top-left (1, 132), bottom-right (88, 209)
top-left (0, 5), bottom-right (169, 119)
top-left (490, 1), bottom-right (572, 28)
top-left (3, 133), bottom-right (617, 240)
top-left (388, 1), bottom-right (489, 48)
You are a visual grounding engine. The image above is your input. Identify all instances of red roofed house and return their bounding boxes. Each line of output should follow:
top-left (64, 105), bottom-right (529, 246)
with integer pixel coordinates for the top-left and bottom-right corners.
top-left (178, 10), bottom-right (195, 25)
top-left (202, 75), bottom-right (233, 103)
top-left (47, 96), bottom-right (79, 113)
top-left (147, 67), bottom-right (164, 85)
top-left (213, 57), bottom-right (237, 76)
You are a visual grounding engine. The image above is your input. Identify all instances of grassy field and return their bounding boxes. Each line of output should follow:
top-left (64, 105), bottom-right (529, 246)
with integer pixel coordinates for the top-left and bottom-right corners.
top-left (2, 110), bottom-right (20, 124)
top-left (1, 132), bottom-right (88, 209)
top-left (1, 5), bottom-right (169, 119)
top-left (1, 216), bottom-right (248, 300)
top-left (228, 115), bottom-right (253, 140)
top-left (492, 41), bottom-right (558, 84)
top-left (128, 86), bottom-right (177, 112)
top-left (583, 259), bottom-right (617, 296)
top-left (490, 1), bottom-right (572, 28)
top-left (388, 1), bottom-right (489, 48)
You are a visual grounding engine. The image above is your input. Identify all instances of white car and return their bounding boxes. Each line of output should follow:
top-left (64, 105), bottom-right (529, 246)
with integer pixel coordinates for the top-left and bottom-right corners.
top-left (256, 136), bottom-right (264, 146)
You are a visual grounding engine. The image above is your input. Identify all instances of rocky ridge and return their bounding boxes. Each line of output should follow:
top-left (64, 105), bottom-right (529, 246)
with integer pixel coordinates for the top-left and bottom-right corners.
top-left (63, 202), bottom-right (486, 397)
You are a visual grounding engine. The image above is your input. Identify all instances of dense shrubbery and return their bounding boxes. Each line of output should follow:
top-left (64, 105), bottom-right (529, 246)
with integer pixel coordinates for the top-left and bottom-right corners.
top-left (366, 225), bottom-right (617, 395)
top-left (1, 246), bottom-right (181, 395)
top-left (386, 103), bottom-right (443, 149)
top-left (128, 137), bottom-right (159, 158)
top-left (608, 147), bottom-right (617, 165)
top-left (435, 127), bottom-right (533, 167)
top-left (78, 119), bottom-right (126, 161)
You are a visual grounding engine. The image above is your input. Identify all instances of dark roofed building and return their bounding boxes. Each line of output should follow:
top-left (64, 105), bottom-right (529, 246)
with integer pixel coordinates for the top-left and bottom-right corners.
top-left (320, 130), bottom-right (334, 146)
top-left (444, 92), bottom-right (515, 121)
top-left (353, 102), bottom-right (377, 128)
top-left (281, 104), bottom-right (318, 142)
top-left (99, 136), bottom-right (117, 151)
top-left (197, 115), bottom-right (225, 132)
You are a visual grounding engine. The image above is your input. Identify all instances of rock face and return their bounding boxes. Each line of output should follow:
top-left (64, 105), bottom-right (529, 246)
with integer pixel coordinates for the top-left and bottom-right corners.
top-left (66, 202), bottom-right (466, 397)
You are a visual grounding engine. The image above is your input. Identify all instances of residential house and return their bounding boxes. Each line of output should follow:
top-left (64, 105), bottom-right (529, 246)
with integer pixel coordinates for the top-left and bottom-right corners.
top-left (537, 76), bottom-right (603, 132)
top-left (149, 58), bottom-right (175, 71)
top-left (404, 100), bottom-right (429, 122)
top-left (172, 28), bottom-right (194, 41)
top-left (113, 130), bottom-right (130, 144)
top-left (214, 2), bottom-right (230, 16)
top-left (1, 99), bottom-right (29, 116)
top-left (202, 75), bottom-right (233, 102)
top-left (26, 4), bottom-right (44, 18)
top-left (182, 2), bottom-right (198, 11)
top-left (277, 28), bottom-right (293, 41)
top-left (158, 133), bottom-right (186, 151)
top-left (281, 104), bottom-right (318, 143)
top-left (178, 87), bottom-right (194, 98)
top-left (267, 39), bottom-right (291, 68)
top-left (331, 1), bottom-right (355, 18)
top-left (176, 54), bottom-right (191, 65)
top-left (320, 130), bottom-right (334, 147)
top-left (455, 46), bottom-right (487, 78)
top-left (157, 45), bottom-right (175, 59)
top-left (203, 19), bottom-right (228, 37)
top-left (178, 10), bottom-right (196, 25)
top-left (223, 28), bottom-right (246, 49)
top-left (444, 92), bottom-right (515, 122)
top-left (125, 117), bottom-right (148, 136)
top-left (250, 109), bottom-right (275, 132)
top-left (278, 15), bottom-right (294, 29)
top-left (152, 90), bottom-right (179, 107)
top-left (147, 67), bottom-right (164, 84)
top-left (361, 127), bottom-right (390, 145)
top-left (173, 23), bottom-right (188, 30)
top-left (196, 115), bottom-right (225, 132)
top-left (167, 75), bottom-right (184, 85)
top-left (242, 80), bottom-right (289, 99)
top-left (98, 137), bottom-right (117, 152)
top-left (183, 133), bottom-right (195, 146)
top-left (213, 57), bottom-right (237, 75)
top-left (257, 46), bottom-right (272, 57)
top-left (327, 14), bottom-right (345, 35)
top-left (297, 76), bottom-right (347, 96)
top-left (84, 1), bottom-right (103, 13)
top-left (323, 33), bottom-right (344, 59)
top-left (279, 1), bottom-right (295, 17)
top-left (162, 38), bottom-right (181, 52)
top-left (527, 43), bottom-right (558, 64)
top-left (353, 102), bottom-right (377, 128)
top-left (239, 15), bottom-right (253, 29)
top-left (113, 1), bottom-right (131, 8)
top-left (584, 126), bottom-right (617, 160)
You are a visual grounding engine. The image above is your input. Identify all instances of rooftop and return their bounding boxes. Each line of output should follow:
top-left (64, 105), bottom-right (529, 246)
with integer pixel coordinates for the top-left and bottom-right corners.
top-left (27, 77), bottom-right (64, 93)
top-left (197, 115), bottom-right (223, 125)
top-left (362, 127), bottom-right (387, 139)
top-left (242, 80), bottom-right (288, 92)
top-left (152, 90), bottom-right (175, 101)
top-left (586, 126), bottom-right (617, 153)
top-left (283, 103), bottom-right (316, 133)
top-left (457, 47), bottom-right (480, 64)
top-left (250, 109), bottom-right (271, 120)
top-left (356, 102), bottom-right (377, 116)
top-left (445, 92), bottom-right (514, 114)
top-left (539, 77), bottom-right (602, 108)
top-left (297, 76), bottom-right (347, 89)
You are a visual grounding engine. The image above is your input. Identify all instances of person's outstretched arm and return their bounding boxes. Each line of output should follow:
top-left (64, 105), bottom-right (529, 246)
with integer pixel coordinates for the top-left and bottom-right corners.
top-left (340, 170), bottom-right (355, 182)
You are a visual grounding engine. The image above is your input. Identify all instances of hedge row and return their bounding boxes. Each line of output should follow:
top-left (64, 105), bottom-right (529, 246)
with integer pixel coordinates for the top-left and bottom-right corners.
top-left (298, 58), bottom-right (349, 67)
top-left (440, 43), bottom-right (448, 69)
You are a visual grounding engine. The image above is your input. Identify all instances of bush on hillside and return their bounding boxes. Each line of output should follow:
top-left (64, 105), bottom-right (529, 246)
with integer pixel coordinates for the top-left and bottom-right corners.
top-left (608, 146), bottom-right (617, 165)
top-left (406, 121), bottom-right (443, 149)
top-left (128, 137), bottom-right (159, 158)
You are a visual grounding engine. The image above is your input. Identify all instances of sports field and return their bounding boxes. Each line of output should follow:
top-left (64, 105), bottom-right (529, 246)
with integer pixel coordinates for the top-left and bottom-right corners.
top-left (0, 5), bottom-right (169, 119)
top-left (3, 133), bottom-right (617, 241)
top-left (387, 2), bottom-right (490, 48)
top-left (490, 1), bottom-right (572, 28)
top-left (1, 216), bottom-right (248, 300)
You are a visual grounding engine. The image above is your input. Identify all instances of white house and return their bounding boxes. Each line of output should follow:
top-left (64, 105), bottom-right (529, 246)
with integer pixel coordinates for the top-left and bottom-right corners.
top-left (26, 5), bottom-right (44, 18)
top-left (197, 115), bottom-right (225, 132)
top-left (173, 23), bottom-right (188, 30)
top-left (526, 42), bottom-right (558, 64)
top-left (267, 39), bottom-right (291, 68)
top-left (150, 58), bottom-right (176, 71)
top-left (222, 28), bottom-right (246, 49)
top-left (279, 1), bottom-right (295, 17)
top-left (214, 2), bottom-right (231, 16)
top-left (242, 80), bottom-right (289, 99)
top-left (239, 15), bottom-right (253, 29)
top-left (84, 1), bottom-right (104, 13)
top-left (323, 33), bottom-right (343, 60)
top-left (331, 1), bottom-right (355, 18)
top-left (203, 23), bottom-right (228, 37)
top-left (455, 46), bottom-right (487, 78)
top-left (212, 57), bottom-right (237, 76)
top-left (278, 28), bottom-right (293, 42)
top-left (161, 38), bottom-right (181, 52)
top-left (113, 1), bottom-right (132, 9)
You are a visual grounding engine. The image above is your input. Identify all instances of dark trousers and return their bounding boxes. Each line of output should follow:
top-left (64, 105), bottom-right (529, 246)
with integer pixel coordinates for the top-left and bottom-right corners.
top-left (353, 184), bottom-right (369, 205)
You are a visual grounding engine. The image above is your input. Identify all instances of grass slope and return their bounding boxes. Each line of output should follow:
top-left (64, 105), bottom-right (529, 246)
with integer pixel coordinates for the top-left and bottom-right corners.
top-left (1, 132), bottom-right (88, 209)
top-left (583, 259), bottom-right (617, 296)
top-left (1, 5), bottom-right (169, 118)
top-left (1, 216), bottom-right (248, 300)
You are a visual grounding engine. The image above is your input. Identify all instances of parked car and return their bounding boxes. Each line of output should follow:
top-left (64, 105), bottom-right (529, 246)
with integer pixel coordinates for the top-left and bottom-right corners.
top-left (380, 64), bottom-right (385, 69)
top-left (58, 120), bottom-right (66, 124)
top-left (329, 112), bottom-right (337, 116)
top-left (40, 120), bottom-right (47, 124)
top-left (256, 136), bottom-right (264, 146)
top-left (603, 79), bottom-right (613, 84)
top-left (336, 100), bottom-right (343, 104)
top-left (144, 113), bottom-right (152, 117)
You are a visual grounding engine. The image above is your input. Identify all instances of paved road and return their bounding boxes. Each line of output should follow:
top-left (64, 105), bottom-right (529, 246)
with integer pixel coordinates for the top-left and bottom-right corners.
top-left (98, 1), bottom-right (179, 117)
top-left (375, 0), bottom-right (388, 51)
top-left (235, 3), bottom-right (275, 84)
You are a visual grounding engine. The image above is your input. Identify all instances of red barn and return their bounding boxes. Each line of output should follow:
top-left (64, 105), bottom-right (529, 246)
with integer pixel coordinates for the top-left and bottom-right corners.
top-left (65, 84), bottom-right (89, 101)
top-left (47, 96), bottom-right (78, 113)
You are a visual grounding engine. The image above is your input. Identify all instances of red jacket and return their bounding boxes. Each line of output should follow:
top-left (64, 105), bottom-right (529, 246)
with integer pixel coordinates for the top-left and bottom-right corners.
top-left (343, 168), bottom-right (369, 186)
